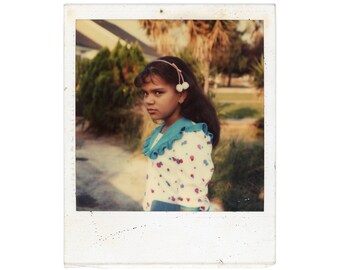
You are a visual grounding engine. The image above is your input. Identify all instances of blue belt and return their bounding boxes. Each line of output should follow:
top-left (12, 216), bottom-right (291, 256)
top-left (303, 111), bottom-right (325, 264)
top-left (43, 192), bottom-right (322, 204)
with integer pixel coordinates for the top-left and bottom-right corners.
top-left (150, 200), bottom-right (209, 211)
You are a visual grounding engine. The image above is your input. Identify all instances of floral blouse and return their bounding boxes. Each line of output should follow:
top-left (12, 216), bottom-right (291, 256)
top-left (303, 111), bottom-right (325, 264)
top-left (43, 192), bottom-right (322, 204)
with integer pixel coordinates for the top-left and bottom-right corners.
top-left (142, 118), bottom-right (214, 211)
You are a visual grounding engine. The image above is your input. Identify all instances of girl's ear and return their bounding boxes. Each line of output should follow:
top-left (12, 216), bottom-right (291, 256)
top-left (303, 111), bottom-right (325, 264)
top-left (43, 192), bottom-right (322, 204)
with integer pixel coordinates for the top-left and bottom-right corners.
top-left (178, 91), bottom-right (188, 104)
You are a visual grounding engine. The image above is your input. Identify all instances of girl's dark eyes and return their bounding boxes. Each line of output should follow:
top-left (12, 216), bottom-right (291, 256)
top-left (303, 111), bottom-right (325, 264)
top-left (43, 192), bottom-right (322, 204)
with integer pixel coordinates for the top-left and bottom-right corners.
top-left (141, 90), bottom-right (163, 97)
top-left (140, 91), bottom-right (149, 98)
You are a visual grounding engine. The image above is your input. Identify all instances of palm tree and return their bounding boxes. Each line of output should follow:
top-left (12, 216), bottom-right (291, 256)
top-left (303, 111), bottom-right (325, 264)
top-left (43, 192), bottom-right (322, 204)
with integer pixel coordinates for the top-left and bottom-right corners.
top-left (139, 20), bottom-right (181, 55)
top-left (140, 20), bottom-right (237, 94)
top-left (185, 20), bottom-right (236, 94)
top-left (250, 54), bottom-right (264, 96)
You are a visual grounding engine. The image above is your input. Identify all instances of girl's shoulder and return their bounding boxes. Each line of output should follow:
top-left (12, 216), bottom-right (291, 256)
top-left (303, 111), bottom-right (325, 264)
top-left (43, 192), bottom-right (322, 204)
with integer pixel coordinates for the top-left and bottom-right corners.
top-left (142, 118), bottom-right (213, 160)
top-left (179, 126), bottom-right (212, 143)
top-left (175, 125), bottom-right (214, 152)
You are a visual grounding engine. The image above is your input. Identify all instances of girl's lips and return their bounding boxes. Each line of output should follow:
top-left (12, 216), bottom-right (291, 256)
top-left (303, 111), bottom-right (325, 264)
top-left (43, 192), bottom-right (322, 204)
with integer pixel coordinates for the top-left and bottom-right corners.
top-left (147, 109), bottom-right (157, 114)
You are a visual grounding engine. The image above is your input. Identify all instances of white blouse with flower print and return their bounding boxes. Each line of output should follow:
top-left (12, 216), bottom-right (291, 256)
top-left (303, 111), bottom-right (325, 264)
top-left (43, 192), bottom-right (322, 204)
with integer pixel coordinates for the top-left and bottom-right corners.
top-left (143, 129), bottom-right (214, 211)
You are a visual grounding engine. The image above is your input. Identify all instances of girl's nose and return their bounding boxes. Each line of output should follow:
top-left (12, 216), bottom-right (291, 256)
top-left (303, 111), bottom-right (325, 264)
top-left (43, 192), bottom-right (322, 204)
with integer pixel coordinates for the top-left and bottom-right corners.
top-left (145, 95), bottom-right (155, 105)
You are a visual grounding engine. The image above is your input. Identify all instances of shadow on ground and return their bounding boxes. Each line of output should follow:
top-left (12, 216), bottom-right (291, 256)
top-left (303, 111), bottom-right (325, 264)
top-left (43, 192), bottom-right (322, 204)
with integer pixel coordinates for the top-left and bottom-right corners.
top-left (76, 159), bottom-right (143, 211)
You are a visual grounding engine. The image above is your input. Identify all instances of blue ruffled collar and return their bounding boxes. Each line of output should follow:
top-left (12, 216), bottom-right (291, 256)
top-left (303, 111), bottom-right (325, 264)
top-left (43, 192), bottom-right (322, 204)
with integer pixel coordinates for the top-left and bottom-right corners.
top-left (142, 118), bottom-right (213, 160)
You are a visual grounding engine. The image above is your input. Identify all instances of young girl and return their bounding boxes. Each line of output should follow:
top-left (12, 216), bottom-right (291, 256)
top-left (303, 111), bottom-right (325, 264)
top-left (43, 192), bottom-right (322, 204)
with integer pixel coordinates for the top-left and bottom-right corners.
top-left (134, 56), bottom-right (220, 211)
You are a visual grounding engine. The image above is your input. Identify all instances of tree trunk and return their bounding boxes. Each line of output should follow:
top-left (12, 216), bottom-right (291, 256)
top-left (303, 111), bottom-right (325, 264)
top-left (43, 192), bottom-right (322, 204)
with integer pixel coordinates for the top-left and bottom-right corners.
top-left (227, 71), bottom-right (232, 87)
top-left (203, 58), bottom-right (210, 95)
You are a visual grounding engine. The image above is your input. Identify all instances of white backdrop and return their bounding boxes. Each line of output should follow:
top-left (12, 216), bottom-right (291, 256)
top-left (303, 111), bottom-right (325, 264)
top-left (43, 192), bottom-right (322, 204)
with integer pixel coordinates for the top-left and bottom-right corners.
top-left (1, 0), bottom-right (340, 269)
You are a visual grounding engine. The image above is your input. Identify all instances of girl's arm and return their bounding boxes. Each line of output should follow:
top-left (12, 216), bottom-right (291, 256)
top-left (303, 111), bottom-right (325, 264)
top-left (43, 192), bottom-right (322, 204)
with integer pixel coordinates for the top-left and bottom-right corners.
top-left (176, 130), bottom-right (214, 211)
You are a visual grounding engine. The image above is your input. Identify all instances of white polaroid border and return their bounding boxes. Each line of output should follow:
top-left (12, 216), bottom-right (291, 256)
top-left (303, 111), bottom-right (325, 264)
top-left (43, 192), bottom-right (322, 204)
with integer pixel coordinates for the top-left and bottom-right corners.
top-left (64, 4), bottom-right (276, 267)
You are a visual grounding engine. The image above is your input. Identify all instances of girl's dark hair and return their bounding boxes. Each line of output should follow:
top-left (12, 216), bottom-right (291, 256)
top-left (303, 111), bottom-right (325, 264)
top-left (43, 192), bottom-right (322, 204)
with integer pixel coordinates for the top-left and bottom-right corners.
top-left (134, 56), bottom-right (220, 147)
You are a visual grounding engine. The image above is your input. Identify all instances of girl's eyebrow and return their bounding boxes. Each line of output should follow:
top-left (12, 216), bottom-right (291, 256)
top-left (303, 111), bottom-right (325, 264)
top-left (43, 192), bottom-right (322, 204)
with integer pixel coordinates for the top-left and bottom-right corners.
top-left (141, 88), bottom-right (165, 92)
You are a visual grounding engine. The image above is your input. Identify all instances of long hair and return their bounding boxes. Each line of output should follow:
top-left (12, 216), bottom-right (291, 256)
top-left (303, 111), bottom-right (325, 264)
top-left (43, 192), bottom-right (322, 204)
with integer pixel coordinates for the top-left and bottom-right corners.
top-left (134, 56), bottom-right (220, 147)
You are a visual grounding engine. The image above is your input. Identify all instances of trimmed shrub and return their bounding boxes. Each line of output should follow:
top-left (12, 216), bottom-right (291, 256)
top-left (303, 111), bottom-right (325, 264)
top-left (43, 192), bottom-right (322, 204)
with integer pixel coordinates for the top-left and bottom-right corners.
top-left (77, 42), bottom-right (146, 146)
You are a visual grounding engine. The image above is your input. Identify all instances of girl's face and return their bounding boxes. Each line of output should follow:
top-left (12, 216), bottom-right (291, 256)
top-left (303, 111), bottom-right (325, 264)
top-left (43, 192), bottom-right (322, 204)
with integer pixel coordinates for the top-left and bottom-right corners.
top-left (141, 75), bottom-right (186, 125)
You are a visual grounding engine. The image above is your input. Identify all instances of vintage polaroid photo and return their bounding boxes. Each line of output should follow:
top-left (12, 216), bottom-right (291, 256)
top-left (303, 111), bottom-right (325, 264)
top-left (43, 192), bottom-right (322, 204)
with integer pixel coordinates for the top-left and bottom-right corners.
top-left (64, 4), bottom-right (276, 267)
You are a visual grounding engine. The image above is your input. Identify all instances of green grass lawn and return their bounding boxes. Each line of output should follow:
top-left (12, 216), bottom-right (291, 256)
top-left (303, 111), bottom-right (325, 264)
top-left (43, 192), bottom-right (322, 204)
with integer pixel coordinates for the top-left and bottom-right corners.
top-left (214, 92), bottom-right (262, 102)
top-left (213, 92), bottom-right (264, 119)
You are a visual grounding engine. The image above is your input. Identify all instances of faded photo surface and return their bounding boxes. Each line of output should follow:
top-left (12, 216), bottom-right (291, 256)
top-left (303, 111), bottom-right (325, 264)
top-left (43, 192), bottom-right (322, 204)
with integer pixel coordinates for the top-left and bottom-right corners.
top-left (75, 20), bottom-right (265, 212)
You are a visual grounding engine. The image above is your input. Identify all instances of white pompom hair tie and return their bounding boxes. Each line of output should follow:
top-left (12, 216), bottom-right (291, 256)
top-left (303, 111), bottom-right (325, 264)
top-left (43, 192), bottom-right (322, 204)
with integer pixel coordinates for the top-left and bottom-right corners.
top-left (153, 59), bottom-right (190, 93)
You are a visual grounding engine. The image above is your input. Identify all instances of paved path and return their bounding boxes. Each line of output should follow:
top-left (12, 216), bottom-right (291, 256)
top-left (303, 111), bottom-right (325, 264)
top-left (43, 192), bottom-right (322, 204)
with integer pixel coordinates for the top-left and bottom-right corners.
top-left (76, 136), bottom-right (146, 211)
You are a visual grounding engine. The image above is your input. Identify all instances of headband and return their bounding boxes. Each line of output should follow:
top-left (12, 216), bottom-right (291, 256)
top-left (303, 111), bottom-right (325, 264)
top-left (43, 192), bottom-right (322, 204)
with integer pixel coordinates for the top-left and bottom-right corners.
top-left (153, 59), bottom-right (189, 92)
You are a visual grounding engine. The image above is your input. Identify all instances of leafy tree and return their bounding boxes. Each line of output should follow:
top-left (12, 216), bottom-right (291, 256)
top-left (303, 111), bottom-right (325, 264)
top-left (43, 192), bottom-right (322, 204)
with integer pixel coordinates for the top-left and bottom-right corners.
top-left (75, 56), bottom-right (91, 116)
top-left (77, 41), bottom-right (146, 135)
top-left (211, 27), bottom-right (247, 87)
top-left (76, 56), bottom-right (91, 92)
top-left (211, 21), bottom-right (264, 87)
top-left (242, 21), bottom-right (264, 73)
